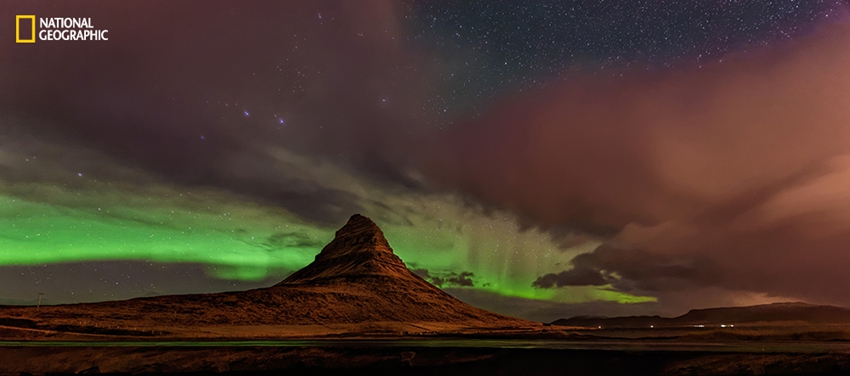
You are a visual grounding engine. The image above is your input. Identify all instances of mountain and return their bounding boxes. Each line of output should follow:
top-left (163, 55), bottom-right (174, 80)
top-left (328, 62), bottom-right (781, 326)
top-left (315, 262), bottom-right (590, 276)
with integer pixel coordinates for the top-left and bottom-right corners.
top-left (277, 213), bottom-right (428, 285)
top-left (0, 214), bottom-right (533, 339)
top-left (551, 302), bottom-right (850, 328)
top-left (269, 214), bottom-right (529, 325)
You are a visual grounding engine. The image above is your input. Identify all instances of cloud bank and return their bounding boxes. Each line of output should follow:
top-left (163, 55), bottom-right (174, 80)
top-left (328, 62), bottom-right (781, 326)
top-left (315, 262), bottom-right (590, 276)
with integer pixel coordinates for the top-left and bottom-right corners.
top-left (431, 23), bottom-right (850, 309)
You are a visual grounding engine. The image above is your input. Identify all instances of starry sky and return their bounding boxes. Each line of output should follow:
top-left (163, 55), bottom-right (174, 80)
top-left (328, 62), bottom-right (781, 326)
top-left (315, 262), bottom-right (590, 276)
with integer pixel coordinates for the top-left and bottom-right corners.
top-left (1, 0), bottom-right (850, 322)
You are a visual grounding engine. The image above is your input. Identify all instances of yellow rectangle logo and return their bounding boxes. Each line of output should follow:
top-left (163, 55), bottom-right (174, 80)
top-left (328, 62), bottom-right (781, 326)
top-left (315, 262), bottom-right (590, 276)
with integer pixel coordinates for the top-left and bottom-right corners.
top-left (16, 15), bottom-right (36, 43)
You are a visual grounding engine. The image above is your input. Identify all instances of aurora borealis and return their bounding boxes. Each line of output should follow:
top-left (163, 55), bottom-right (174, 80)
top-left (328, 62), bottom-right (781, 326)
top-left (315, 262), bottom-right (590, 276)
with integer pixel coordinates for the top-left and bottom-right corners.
top-left (0, 143), bottom-right (628, 310)
top-left (2, 1), bottom-right (850, 322)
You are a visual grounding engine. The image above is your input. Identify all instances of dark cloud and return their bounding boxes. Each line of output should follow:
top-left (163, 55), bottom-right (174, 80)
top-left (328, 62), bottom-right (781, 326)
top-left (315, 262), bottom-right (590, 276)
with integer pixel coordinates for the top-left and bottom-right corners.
top-left (532, 266), bottom-right (609, 288)
top-left (533, 245), bottom-right (723, 293)
top-left (413, 268), bottom-right (475, 288)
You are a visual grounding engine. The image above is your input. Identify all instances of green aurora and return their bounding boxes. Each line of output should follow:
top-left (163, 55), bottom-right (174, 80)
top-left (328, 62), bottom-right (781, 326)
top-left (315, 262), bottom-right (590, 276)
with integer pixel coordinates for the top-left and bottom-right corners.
top-left (0, 151), bottom-right (654, 305)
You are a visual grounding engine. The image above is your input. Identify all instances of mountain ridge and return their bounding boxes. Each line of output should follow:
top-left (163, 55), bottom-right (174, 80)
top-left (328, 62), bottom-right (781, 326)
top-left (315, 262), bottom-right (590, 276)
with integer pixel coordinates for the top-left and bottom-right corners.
top-left (551, 302), bottom-right (850, 328)
top-left (0, 214), bottom-right (534, 339)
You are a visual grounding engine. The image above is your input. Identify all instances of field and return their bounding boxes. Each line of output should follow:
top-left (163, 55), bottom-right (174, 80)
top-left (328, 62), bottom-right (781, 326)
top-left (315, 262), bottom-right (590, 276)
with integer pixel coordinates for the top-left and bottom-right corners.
top-left (3, 325), bottom-right (850, 375)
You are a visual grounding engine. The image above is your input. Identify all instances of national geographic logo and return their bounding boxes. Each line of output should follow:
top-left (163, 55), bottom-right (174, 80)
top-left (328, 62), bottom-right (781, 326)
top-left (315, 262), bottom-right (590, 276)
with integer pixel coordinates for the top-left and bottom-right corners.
top-left (15, 15), bottom-right (35, 43)
top-left (15, 15), bottom-right (109, 43)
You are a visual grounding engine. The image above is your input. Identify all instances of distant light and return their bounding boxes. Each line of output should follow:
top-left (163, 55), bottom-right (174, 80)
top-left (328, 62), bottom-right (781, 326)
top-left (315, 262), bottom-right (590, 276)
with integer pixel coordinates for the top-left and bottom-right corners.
top-left (77, 173), bottom-right (82, 177)
top-left (730, 324), bottom-right (734, 328)
top-left (650, 325), bottom-right (654, 328)
top-left (243, 110), bottom-right (250, 117)
top-left (720, 324), bottom-right (727, 328)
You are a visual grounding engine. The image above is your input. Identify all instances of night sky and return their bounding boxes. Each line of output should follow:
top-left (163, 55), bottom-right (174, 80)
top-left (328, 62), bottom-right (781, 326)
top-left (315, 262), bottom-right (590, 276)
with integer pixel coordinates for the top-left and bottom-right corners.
top-left (2, 0), bottom-right (849, 322)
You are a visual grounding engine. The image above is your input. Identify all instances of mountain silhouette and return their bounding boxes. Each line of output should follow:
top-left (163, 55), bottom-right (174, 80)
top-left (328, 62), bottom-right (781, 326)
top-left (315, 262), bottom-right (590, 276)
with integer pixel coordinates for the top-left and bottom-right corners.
top-left (551, 302), bottom-right (850, 328)
top-left (277, 214), bottom-right (424, 284)
top-left (0, 214), bottom-right (532, 338)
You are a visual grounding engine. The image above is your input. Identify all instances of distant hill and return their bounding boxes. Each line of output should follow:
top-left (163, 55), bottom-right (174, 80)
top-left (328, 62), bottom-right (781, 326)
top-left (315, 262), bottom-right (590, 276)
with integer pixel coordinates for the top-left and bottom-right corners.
top-left (551, 302), bottom-right (850, 328)
top-left (0, 215), bottom-right (533, 338)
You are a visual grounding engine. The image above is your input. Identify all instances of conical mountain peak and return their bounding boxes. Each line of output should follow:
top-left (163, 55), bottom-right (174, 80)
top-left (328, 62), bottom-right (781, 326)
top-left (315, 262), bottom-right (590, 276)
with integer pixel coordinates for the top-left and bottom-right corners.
top-left (276, 214), bottom-right (411, 285)
top-left (331, 214), bottom-right (391, 252)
